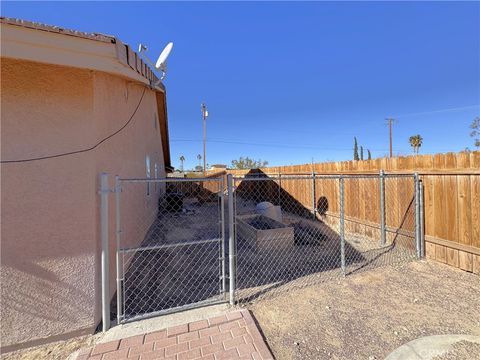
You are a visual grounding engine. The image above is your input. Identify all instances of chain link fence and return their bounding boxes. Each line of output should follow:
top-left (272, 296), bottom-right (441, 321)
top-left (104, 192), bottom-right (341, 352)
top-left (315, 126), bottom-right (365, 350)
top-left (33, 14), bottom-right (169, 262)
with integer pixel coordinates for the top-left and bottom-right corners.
top-left (232, 173), bottom-right (420, 304)
top-left (107, 173), bottom-right (422, 324)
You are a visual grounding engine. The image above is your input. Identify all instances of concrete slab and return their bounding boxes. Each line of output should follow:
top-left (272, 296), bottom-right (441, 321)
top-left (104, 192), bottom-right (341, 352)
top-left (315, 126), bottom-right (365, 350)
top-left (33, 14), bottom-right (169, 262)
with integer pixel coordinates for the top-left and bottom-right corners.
top-left (385, 334), bottom-right (480, 360)
top-left (99, 303), bottom-right (230, 344)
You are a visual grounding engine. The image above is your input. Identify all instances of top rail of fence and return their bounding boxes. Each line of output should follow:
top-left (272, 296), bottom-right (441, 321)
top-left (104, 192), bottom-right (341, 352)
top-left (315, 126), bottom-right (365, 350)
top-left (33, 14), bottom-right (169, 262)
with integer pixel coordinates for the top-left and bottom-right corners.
top-left (232, 173), bottom-right (416, 180)
top-left (228, 170), bottom-right (479, 177)
top-left (119, 177), bottom-right (223, 183)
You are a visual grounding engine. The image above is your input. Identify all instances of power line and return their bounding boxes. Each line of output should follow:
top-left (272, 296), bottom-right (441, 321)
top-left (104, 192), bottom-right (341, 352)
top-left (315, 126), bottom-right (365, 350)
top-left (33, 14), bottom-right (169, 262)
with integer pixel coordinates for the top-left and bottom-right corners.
top-left (393, 104), bottom-right (479, 119)
top-left (1, 87), bottom-right (147, 164)
top-left (254, 127), bottom-right (385, 136)
top-left (171, 138), bottom-right (459, 155)
top-left (170, 138), bottom-right (397, 152)
top-left (354, 104), bottom-right (479, 125)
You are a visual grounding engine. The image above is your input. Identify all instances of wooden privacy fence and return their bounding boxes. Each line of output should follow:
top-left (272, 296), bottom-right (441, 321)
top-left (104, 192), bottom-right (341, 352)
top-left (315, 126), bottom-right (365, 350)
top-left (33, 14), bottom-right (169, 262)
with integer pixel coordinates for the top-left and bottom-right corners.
top-left (216, 151), bottom-right (480, 274)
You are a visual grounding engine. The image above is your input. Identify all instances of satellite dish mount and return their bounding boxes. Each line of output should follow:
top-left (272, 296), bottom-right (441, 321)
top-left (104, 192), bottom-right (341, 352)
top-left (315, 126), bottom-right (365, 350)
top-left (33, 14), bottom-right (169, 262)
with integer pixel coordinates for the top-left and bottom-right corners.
top-left (138, 42), bottom-right (174, 84)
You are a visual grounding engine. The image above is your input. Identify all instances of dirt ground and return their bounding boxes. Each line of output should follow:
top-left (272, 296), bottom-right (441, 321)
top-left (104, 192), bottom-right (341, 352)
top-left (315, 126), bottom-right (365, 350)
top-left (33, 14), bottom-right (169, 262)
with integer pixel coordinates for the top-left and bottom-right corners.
top-left (4, 261), bottom-right (479, 360)
top-left (432, 341), bottom-right (480, 360)
top-left (1, 334), bottom-right (98, 360)
top-left (248, 260), bottom-right (480, 360)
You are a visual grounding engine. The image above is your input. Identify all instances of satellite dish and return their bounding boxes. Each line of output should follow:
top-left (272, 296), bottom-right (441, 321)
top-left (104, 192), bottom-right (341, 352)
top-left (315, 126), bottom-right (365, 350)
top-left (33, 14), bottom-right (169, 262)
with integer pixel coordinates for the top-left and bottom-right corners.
top-left (155, 42), bottom-right (173, 69)
top-left (137, 41), bottom-right (174, 83)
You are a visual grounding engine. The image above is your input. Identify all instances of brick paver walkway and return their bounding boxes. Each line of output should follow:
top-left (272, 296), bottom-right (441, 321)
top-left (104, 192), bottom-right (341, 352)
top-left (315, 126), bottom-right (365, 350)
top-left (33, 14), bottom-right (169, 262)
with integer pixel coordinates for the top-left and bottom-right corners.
top-left (76, 310), bottom-right (273, 360)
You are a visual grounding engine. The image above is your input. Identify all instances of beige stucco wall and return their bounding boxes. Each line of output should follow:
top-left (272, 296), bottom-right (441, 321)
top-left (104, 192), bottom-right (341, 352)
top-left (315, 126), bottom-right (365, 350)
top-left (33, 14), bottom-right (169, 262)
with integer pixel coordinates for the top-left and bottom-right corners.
top-left (91, 71), bottom-right (165, 320)
top-left (1, 58), bottom-right (166, 351)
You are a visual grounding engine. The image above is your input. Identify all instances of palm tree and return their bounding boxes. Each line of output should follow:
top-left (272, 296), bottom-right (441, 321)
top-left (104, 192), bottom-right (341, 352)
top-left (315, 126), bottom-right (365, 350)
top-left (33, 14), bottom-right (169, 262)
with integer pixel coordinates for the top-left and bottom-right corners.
top-left (179, 155), bottom-right (185, 172)
top-left (197, 154), bottom-right (202, 169)
top-left (409, 135), bottom-right (423, 154)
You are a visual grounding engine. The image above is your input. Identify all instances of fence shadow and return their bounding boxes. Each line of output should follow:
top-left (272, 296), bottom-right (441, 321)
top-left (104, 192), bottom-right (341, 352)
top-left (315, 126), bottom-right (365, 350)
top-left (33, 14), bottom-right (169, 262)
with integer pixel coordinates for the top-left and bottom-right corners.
top-left (233, 169), bottom-right (366, 302)
top-left (342, 189), bottom-right (416, 276)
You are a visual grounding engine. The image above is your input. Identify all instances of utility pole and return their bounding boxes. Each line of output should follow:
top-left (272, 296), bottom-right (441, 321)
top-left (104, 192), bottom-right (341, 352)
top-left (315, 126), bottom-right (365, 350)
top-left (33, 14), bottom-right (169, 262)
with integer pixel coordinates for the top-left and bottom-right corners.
top-left (386, 118), bottom-right (396, 158)
top-left (201, 103), bottom-right (209, 176)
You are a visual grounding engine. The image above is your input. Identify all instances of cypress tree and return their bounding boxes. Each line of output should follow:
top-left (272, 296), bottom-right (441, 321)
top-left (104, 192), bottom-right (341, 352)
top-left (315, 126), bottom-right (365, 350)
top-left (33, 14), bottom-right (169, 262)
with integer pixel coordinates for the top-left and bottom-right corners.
top-left (367, 149), bottom-right (372, 160)
top-left (354, 137), bottom-right (359, 160)
top-left (360, 146), bottom-right (364, 160)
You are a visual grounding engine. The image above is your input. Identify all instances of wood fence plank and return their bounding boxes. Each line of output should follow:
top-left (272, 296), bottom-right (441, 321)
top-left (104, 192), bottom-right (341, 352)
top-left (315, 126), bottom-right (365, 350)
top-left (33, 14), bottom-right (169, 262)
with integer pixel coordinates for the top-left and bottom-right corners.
top-left (423, 175), bottom-right (436, 240)
top-left (446, 248), bottom-right (459, 268)
top-left (435, 244), bottom-right (447, 263)
top-left (426, 242), bottom-right (436, 260)
top-left (473, 255), bottom-right (480, 274)
top-left (459, 251), bottom-right (473, 272)
top-left (457, 175), bottom-right (472, 246)
top-left (445, 175), bottom-right (458, 244)
top-left (433, 154), bottom-right (448, 240)
top-left (471, 175), bottom-right (480, 249)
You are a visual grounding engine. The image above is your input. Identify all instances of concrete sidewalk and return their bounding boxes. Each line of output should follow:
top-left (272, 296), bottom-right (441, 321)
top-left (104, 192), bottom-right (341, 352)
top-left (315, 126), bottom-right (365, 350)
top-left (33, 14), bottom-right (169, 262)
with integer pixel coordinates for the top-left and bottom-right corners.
top-left (75, 310), bottom-right (273, 360)
top-left (385, 334), bottom-right (480, 360)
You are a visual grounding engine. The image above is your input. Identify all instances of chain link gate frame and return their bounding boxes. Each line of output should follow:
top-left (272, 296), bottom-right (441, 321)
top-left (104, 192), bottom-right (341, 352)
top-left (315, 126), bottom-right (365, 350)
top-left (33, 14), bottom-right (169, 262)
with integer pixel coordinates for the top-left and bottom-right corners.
top-left (99, 172), bottom-right (424, 329)
top-left (113, 176), bottom-right (228, 324)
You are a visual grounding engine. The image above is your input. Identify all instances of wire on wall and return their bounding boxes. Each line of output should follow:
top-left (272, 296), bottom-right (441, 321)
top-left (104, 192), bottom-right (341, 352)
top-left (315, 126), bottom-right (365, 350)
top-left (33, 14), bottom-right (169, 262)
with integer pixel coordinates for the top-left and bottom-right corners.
top-left (1, 87), bottom-right (147, 164)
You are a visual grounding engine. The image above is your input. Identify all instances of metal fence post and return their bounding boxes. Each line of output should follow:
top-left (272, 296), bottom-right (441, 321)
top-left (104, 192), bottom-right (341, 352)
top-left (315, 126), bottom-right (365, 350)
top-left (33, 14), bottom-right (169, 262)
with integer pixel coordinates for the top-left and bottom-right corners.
top-left (379, 170), bottom-right (386, 245)
top-left (220, 177), bottom-right (226, 297)
top-left (227, 174), bottom-right (236, 305)
top-left (312, 172), bottom-right (316, 220)
top-left (414, 173), bottom-right (421, 259)
top-left (278, 172), bottom-right (281, 207)
top-left (100, 173), bottom-right (110, 332)
top-left (339, 176), bottom-right (346, 275)
top-left (419, 179), bottom-right (425, 258)
top-left (114, 175), bottom-right (122, 325)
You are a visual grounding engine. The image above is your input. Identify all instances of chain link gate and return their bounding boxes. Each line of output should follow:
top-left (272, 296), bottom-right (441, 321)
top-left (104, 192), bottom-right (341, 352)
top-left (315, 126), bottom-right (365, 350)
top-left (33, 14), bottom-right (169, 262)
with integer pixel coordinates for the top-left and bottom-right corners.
top-left (101, 172), bottom-right (423, 327)
top-left (114, 177), bottom-right (228, 323)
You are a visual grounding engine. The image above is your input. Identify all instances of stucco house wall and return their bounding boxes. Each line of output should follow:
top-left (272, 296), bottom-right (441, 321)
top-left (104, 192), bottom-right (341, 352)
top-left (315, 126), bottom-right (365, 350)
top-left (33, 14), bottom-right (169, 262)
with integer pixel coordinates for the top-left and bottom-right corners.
top-left (1, 52), bottom-right (167, 351)
top-left (92, 70), bottom-right (166, 312)
top-left (1, 58), bottom-right (98, 350)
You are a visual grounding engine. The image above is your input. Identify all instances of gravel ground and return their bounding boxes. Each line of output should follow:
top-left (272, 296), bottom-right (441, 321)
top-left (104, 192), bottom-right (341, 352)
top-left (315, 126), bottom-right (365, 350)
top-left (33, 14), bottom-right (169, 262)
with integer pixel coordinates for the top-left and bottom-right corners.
top-left (248, 260), bottom-right (480, 360)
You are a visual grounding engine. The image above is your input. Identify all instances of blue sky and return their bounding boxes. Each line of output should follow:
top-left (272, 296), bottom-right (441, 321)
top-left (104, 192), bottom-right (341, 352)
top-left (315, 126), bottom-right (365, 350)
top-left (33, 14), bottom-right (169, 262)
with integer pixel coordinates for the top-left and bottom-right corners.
top-left (3, 1), bottom-right (479, 169)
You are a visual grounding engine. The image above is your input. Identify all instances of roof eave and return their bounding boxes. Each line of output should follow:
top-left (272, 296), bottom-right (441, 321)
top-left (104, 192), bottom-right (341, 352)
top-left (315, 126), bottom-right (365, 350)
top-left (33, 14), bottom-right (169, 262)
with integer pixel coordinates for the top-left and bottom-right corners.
top-left (0, 17), bottom-right (164, 91)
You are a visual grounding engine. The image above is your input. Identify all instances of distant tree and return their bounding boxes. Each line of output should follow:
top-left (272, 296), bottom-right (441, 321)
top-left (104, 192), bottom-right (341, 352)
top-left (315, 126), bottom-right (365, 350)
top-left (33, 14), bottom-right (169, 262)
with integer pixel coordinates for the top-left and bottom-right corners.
top-left (195, 165), bottom-right (203, 172)
top-left (231, 157), bottom-right (268, 169)
top-left (197, 154), bottom-right (202, 167)
top-left (353, 137), bottom-right (359, 161)
top-left (408, 135), bottom-right (423, 154)
top-left (470, 117), bottom-right (480, 148)
top-left (360, 146), bottom-right (364, 161)
top-left (179, 155), bottom-right (185, 172)
top-left (367, 149), bottom-right (372, 160)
